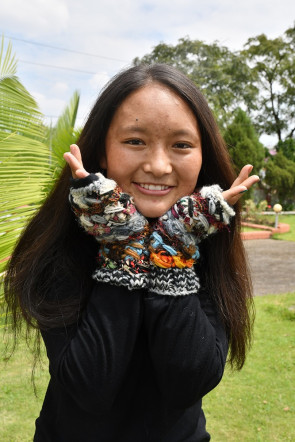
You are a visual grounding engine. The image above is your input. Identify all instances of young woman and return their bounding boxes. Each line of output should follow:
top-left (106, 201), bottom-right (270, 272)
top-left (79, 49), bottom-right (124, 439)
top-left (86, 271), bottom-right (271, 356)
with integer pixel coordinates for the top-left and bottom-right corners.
top-left (4, 63), bottom-right (259, 441)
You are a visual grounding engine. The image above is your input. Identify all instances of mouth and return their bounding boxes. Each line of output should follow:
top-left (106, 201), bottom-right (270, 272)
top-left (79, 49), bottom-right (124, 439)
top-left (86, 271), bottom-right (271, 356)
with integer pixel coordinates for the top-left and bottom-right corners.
top-left (133, 182), bottom-right (173, 195)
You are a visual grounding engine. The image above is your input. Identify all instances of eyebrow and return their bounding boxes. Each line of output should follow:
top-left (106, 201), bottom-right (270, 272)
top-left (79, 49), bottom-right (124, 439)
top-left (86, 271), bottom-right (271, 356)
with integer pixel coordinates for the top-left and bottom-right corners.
top-left (120, 126), bottom-right (199, 139)
top-left (120, 125), bottom-right (147, 134)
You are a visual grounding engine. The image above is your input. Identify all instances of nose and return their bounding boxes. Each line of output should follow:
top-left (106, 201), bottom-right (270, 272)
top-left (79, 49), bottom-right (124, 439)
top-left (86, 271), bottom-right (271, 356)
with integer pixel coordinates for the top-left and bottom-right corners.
top-left (143, 145), bottom-right (173, 177)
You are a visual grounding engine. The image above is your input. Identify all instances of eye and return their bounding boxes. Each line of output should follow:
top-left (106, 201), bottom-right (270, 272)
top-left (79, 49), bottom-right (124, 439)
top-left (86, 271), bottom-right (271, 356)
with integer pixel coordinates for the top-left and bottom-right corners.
top-left (173, 142), bottom-right (192, 149)
top-left (124, 138), bottom-right (144, 146)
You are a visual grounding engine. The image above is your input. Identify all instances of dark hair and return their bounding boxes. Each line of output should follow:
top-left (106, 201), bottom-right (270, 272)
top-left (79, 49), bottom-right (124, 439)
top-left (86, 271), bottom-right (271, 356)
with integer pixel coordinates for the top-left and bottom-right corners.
top-left (4, 64), bottom-right (253, 369)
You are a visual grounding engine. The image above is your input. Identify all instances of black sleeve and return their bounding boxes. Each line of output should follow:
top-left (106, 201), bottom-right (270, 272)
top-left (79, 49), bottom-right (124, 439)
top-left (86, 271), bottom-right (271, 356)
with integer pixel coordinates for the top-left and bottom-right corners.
top-left (143, 289), bottom-right (228, 409)
top-left (41, 282), bottom-right (143, 414)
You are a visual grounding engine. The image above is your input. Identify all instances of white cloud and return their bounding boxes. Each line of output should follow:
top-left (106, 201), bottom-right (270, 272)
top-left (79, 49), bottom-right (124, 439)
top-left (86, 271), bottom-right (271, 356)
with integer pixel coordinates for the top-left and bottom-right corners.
top-left (0, 0), bottom-right (69, 36)
top-left (89, 72), bottom-right (111, 91)
top-left (31, 91), bottom-right (67, 121)
top-left (50, 82), bottom-right (69, 95)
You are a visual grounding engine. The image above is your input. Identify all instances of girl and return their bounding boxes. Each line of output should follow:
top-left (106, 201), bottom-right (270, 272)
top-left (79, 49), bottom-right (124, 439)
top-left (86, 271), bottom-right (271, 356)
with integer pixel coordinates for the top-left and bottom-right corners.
top-left (4, 64), bottom-right (259, 441)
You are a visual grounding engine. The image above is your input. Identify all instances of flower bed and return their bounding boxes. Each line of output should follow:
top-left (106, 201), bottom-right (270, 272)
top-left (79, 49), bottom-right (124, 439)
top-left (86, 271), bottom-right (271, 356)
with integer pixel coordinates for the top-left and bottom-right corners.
top-left (241, 222), bottom-right (290, 240)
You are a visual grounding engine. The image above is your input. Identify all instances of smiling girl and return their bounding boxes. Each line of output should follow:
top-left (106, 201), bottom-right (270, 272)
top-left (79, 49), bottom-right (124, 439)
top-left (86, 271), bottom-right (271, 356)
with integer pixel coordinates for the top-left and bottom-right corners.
top-left (5, 64), bottom-right (259, 441)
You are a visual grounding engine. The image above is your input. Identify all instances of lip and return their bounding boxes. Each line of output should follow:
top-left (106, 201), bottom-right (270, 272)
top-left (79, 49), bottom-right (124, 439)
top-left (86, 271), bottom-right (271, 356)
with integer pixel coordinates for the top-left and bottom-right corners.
top-left (133, 182), bottom-right (174, 196)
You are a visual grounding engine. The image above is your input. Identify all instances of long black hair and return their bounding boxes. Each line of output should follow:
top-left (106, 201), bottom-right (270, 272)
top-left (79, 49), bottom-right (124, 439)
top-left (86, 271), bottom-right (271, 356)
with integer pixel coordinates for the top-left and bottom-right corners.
top-left (4, 64), bottom-right (253, 369)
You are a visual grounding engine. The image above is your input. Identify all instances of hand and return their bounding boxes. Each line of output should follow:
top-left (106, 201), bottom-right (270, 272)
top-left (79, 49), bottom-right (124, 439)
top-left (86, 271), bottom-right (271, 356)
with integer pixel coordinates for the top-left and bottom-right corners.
top-left (64, 144), bottom-right (89, 179)
top-left (67, 148), bottom-right (151, 290)
top-left (222, 164), bottom-right (260, 205)
top-left (148, 185), bottom-right (235, 296)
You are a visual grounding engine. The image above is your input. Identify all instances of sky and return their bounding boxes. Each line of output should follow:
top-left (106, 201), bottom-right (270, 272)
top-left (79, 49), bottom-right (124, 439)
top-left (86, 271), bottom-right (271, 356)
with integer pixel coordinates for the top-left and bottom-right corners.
top-left (1, 0), bottom-right (294, 147)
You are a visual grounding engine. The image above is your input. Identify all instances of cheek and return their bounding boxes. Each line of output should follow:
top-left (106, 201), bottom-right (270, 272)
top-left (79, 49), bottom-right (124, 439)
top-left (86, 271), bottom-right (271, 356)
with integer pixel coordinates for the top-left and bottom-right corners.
top-left (182, 163), bottom-right (202, 193)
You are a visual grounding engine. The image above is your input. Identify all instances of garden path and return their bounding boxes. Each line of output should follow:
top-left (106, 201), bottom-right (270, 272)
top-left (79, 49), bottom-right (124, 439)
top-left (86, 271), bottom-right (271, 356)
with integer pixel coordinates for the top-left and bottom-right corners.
top-left (244, 239), bottom-right (295, 295)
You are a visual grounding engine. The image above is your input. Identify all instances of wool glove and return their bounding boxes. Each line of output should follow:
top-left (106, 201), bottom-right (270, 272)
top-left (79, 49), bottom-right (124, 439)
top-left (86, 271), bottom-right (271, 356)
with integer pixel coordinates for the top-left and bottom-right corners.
top-left (148, 185), bottom-right (235, 296)
top-left (69, 173), bottom-right (150, 290)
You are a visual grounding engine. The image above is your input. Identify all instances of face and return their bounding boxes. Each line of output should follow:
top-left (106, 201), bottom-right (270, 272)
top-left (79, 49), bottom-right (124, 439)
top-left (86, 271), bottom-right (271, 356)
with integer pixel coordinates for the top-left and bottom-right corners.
top-left (101, 83), bottom-right (202, 218)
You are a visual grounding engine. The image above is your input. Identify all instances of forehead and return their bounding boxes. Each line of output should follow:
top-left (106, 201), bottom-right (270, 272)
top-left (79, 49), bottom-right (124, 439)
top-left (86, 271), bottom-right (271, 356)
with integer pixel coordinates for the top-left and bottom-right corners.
top-left (111, 83), bottom-right (197, 127)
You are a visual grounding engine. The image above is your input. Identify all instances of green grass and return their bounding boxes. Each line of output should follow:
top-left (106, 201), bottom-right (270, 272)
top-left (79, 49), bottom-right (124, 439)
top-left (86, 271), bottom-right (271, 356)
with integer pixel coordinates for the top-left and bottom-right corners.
top-left (204, 292), bottom-right (295, 441)
top-left (241, 226), bottom-right (259, 232)
top-left (1, 293), bottom-right (295, 441)
top-left (241, 214), bottom-right (295, 241)
top-left (272, 214), bottom-right (295, 241)
top-left (0, 333), bottom-right (49, 441)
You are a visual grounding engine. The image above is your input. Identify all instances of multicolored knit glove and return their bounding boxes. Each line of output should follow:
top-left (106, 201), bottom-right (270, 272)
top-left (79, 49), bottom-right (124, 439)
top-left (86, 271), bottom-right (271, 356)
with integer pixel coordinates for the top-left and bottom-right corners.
top-left (69, 173), bottom-right (150, 290)
top-left (148, 185), bottom-right (235, 296)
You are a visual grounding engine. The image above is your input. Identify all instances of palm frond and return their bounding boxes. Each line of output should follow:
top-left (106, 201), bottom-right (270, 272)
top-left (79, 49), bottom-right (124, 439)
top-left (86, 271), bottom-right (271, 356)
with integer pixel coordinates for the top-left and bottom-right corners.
top-left (0, 38), bottom-right (82, 307)
top-left (0, 36), bottom-right (44, 141)
top-left (48, 90), bottom-right (81, 170)
top-left (0, 133), bottom-right (52, 273)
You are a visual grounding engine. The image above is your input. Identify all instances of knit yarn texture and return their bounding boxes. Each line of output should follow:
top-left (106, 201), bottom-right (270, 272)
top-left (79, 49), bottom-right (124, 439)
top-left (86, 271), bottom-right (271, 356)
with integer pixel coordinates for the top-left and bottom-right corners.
top-left (69, 173), bottom-right (150, 290)
top-left (69, 175), bottom-right (235, 295)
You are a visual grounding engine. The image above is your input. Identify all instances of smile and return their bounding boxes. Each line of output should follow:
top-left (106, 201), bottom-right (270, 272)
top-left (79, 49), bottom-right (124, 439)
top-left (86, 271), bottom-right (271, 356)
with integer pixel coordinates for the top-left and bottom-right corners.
top-left (139, 183), bottom-right (170, 191)
top-left (133, 182), bottom-right (173, 196)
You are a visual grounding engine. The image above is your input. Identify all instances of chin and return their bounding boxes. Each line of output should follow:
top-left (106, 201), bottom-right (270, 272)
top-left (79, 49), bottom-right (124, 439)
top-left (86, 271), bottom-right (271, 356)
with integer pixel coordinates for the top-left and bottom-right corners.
top-left (136, 205), bottom-right (167, 219)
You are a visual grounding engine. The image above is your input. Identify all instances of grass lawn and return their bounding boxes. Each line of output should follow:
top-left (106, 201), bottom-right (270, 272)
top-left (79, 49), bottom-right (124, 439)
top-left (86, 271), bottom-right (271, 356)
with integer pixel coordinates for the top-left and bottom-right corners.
top-left (1, 292), bottom-right (295, 441)
top-left (203, 292), bottom-right (295, 441)
top-left (241, 214), bottom-right (295, 242)
top-left (272, 214), bottom-right (295, 241)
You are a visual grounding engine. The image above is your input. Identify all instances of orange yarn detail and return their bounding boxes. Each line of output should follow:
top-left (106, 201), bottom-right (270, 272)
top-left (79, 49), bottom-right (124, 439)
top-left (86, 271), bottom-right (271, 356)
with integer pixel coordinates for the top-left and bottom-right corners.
top-left (173, 255), bottom-right (194, 268)
top-left (150, 251), bottom-right (174, 268)
top-left (150, 250), bottom-right (195, 269)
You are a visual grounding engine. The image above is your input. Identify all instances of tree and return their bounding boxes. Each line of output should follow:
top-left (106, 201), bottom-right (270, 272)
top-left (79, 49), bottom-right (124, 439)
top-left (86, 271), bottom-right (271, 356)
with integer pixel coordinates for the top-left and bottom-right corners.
top-left (223, 108), bottom-right (265, 174)
top-left (276, 138), bottom-right (295, 162)
top-left (243, 27), bottom-right (295, 142)
top-left (0, 38), bottom-right (80, 305)
top-left (264, 152), bottom-right (295, 202)
top-left (134, 37), bottom-right (257, 128)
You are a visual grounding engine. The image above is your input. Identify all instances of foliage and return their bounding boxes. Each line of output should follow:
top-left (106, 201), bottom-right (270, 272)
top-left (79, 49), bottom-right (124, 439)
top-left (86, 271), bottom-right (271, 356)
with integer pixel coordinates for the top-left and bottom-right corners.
top-left (134, 27), bottom-right (295, 145)
top-left (264, 152), bottom-right (295, 201)
top-left (133, 37), bottom-right (257, 128)
top-left (0, 38), bottom-right (43, 141)
top-left (277, 138), bottom-right (295, 162)
top-left (1, 293), bottom-right (294, 440)
top-left (242, 199), bottom-right (269, 224)
top-left (223, 108), bottom-right (265, 174)
top-left (0, 38), bottom-right (80, 305)
top-left (243, 27), bottom-right (295, 142)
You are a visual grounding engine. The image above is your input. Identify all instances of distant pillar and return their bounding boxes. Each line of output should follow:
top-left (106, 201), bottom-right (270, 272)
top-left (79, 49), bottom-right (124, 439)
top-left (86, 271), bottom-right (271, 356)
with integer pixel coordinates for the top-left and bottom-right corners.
top-left (273, 204), bottom-right (282, 229)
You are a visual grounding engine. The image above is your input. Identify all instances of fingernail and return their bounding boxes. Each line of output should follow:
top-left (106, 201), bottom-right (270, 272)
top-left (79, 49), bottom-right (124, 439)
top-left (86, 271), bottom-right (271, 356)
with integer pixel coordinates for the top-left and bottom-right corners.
top-left (239, 189), bottom-right (248, 194)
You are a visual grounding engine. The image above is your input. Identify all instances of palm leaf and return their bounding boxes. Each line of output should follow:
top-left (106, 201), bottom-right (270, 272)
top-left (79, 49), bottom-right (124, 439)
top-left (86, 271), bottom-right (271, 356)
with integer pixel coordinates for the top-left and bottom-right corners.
top-left (0, 38), bottom-right (81, 306)
top-left (0, 37), bottom-right (44, 141)
top-left (48, 90), bottom-right (81, 169)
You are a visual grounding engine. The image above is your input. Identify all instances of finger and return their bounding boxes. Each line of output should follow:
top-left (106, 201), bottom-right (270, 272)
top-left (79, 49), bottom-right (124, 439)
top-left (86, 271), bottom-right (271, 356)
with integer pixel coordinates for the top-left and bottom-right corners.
top-left (230, 164), bottom-right (253, 188)
top-left (239, 174), bottom-right (260, 190)
top-left (64, 152), bottom-right (89, 179)
top-left (70, 144), bottom-right (83, 166)
top-left (222, 186), bottom-right (247, 205)
top-left (223, 175), bottom-right (260, 206)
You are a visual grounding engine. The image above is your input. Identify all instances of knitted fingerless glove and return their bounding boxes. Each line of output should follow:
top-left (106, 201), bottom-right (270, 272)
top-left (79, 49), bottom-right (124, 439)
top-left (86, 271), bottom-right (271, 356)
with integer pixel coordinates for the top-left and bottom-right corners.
top-left (148, 185), bottom-right (235, 296)
top-left (69, 173), bottom-right (150, 290)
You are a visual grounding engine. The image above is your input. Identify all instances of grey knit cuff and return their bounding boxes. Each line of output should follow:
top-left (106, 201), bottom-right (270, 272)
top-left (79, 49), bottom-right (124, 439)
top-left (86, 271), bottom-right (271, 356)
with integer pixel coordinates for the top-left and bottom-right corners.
top-left (148, 268), bottom-right (200, 296)
top-left (92, 268), bottom-right (150, 291)
top-left (199, 184), bottom-right (235, 225)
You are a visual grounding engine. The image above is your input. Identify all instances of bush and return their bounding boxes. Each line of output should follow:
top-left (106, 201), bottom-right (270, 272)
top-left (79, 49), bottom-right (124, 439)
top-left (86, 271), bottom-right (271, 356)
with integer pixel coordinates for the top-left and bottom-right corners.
top-left (242, 199), bottom-right (270, 224)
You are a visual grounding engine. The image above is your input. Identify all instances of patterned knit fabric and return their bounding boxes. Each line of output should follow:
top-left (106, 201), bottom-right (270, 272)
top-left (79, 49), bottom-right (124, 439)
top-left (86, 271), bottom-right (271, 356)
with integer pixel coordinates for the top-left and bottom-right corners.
top-left (69, 175), bottom-right (235, 295)
top-left (148, 186), bottom-right (235, 296)
top-left (69, 173), bottom-right (150, 290)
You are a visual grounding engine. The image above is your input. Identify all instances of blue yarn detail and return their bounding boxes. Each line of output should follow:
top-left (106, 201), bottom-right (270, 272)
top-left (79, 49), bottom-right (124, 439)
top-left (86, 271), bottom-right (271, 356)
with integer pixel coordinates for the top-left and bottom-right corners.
top-left (192, 246), bottom-right (200, 259)
top-left (151, 231), bottom-right (177, 256)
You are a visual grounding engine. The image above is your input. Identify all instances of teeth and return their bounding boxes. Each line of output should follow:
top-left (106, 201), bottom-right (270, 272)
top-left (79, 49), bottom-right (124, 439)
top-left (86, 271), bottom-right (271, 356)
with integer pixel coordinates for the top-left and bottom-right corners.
top-left (140, 184), bottom-right (169, 191)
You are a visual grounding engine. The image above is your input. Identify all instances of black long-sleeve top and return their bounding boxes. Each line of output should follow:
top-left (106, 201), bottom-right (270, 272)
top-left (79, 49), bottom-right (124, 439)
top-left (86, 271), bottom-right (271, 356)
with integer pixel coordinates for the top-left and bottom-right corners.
top-left (34, 281), bottom-right (228, 441)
